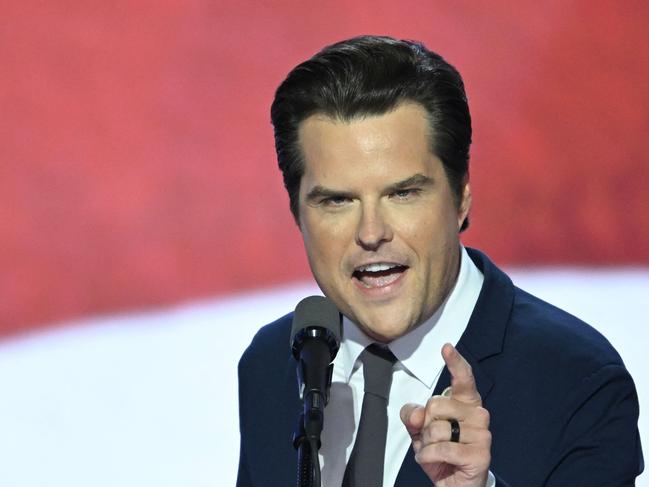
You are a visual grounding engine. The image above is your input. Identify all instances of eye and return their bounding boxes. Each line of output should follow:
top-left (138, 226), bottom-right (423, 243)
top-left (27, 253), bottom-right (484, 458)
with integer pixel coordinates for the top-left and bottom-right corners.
top-left (321, 195), bottom-right (351, 207)
top-left (390, 188), bottom-right (421, 200)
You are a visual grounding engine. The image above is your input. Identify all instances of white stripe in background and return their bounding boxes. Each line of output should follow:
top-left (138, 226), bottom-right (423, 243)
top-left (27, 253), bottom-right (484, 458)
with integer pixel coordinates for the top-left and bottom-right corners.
top-left (0, 271), bottom-right (647, 487)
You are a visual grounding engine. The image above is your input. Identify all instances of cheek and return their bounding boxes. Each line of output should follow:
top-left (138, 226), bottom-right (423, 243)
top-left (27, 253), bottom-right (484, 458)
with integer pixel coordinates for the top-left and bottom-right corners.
top-left (396, 210), bottom-right (438, 245)
top-left (397, 209), bottom-right (458, 258)
top-left (301, 215), bottom-right (346, 270)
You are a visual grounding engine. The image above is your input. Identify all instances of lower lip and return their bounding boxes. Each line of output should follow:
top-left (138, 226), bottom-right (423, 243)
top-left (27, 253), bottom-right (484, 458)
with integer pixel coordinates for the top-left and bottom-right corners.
top-left (352, 268), bottom-right (408, 298)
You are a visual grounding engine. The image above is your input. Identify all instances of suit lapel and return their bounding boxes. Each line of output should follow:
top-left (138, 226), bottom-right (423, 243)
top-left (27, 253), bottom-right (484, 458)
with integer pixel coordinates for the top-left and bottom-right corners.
top-left (395, 249), bottom-right (514, 486)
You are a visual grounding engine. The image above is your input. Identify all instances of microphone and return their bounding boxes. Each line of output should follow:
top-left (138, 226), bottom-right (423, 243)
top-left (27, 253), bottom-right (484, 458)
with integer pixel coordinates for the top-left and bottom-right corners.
top-left (290, 296), bottom-right (341, 443)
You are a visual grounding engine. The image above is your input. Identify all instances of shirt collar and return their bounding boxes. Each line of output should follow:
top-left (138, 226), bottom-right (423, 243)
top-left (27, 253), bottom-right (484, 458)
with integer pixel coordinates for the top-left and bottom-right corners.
top-left (335, 246), bottom-right (484, 388)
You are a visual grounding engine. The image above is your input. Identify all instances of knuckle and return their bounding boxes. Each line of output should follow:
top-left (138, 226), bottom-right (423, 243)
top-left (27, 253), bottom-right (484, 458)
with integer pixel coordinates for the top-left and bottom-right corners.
top-left (478, 451), bottom-right (492, 470)
top-left (426, 395), bottom-right (445, 413)
top-left (478, 429), bottom-right (492, 446)
top-left (485, 430), bottom-right (492, 445)
top-left (475, 406), bottom-right (490, 425)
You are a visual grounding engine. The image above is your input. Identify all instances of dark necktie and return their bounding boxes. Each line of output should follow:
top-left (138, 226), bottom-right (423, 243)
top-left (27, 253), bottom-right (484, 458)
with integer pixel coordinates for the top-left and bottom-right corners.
top-left (342, 343), bottom-right (397, 487)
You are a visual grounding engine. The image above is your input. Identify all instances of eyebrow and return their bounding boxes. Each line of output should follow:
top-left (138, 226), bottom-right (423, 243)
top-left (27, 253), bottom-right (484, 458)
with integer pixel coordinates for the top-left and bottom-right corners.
top-left (305, 185), bottom-right (353, 203)
top-left (385, 173), bottom-right (434, 192)
top-left (304, 173), bottom-right (434, 203)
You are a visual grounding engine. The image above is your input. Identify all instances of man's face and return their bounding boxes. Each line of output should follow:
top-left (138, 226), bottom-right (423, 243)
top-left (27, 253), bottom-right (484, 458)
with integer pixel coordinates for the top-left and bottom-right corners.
top-left (297, 103), bottom-right (471, 342)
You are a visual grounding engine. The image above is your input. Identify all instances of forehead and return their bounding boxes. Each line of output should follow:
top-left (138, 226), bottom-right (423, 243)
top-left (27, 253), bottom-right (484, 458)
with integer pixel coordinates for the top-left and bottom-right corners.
top-left (297, 103), bottom-right (436, 182)
top-left (299, 103), bottom-right (431, 149)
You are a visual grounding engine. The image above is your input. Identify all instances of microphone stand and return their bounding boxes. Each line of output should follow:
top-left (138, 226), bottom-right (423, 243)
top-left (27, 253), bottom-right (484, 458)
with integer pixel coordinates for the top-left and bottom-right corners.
top-left (293, 376), bottom-right (330, 487)
top-left (293, 412), bottom-right (320, 487)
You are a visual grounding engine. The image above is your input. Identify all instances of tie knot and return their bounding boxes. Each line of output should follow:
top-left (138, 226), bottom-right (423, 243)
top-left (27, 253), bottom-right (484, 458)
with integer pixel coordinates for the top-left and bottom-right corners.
top-left (361, 344), bottom-right (397, 399)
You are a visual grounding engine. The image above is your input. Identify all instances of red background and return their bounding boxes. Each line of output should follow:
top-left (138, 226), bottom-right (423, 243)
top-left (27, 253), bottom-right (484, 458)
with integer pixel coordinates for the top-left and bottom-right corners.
top-left (1, 1), bottom-right (648, 337)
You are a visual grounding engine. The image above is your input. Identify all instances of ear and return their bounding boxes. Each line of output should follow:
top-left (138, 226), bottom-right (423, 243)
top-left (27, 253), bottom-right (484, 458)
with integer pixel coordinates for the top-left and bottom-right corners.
top-left (458, 177), bottom-right (472, 230)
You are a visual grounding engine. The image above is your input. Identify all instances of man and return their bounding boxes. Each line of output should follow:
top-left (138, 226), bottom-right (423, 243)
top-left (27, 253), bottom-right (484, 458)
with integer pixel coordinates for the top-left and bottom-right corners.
top-left (237, 36), bottom-right (643, 486)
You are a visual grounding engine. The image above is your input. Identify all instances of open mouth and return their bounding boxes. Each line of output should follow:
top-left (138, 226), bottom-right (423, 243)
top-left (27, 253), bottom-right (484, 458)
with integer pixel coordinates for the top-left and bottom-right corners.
top-left (352, 262), bottom-right (409, 288)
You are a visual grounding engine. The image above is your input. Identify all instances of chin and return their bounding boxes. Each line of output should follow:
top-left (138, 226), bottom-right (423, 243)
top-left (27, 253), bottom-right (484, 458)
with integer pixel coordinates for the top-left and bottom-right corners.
top-left (358, 318), bottom-right (411, 343)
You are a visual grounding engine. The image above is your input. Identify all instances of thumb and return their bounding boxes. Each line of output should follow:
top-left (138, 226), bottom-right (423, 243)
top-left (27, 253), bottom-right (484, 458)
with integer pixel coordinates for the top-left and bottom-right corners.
top-left (400, 403), bottom-right (425, 439)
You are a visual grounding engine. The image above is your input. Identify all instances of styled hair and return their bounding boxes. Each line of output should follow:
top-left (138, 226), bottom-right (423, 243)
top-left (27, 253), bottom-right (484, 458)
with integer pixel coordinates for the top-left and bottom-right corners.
top-left (271, 35), bottom-right (472, 231)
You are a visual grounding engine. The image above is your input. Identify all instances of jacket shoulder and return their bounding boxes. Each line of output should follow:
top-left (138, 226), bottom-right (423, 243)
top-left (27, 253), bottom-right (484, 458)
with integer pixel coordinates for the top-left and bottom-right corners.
top-left (465, 247), bottom-right (624, 372)
top-left (508, 286), bottom-right (624, 371)
top-left (239, 312), bottom-right (294, 373)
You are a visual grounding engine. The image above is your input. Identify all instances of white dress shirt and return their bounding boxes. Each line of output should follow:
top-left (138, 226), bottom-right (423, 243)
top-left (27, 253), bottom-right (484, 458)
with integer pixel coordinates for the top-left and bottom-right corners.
top-left (318, 246), bottom-right (495, 486)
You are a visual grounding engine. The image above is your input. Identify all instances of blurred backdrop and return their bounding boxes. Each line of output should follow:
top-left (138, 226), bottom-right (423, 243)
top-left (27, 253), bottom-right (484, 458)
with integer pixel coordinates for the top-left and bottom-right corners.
top-left (0, 1), bottom-right (648, 486)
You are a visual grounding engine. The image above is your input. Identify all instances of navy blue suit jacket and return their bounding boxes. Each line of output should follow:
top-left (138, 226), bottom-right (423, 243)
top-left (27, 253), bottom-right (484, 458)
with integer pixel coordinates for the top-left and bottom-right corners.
top-left (237, 249), bottom-right (643, 485)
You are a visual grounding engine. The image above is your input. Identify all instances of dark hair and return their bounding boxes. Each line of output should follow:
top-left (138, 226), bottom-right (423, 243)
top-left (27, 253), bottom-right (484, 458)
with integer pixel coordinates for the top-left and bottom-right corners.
top-left (271, 35), bottom-right (472, 231)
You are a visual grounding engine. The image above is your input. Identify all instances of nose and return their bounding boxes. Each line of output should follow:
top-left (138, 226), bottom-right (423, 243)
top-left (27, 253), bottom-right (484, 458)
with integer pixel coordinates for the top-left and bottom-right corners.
top-left (355, 201), bottom-right (393, 250)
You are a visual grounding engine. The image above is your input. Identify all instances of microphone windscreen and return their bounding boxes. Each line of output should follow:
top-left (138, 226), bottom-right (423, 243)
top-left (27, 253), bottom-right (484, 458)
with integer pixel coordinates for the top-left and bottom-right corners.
top-left (291, 296), bottom-right (341, 344)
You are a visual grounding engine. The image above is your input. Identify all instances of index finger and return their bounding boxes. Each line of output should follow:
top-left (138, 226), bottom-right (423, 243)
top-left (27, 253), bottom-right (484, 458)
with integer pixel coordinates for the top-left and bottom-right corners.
top-left (442, 343), bottom-right (481, 405)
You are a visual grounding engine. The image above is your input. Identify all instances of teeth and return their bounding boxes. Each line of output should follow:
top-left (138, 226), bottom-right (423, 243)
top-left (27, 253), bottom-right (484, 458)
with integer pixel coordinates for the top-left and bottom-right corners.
top-left (357, 263), bottom-right (398, 272)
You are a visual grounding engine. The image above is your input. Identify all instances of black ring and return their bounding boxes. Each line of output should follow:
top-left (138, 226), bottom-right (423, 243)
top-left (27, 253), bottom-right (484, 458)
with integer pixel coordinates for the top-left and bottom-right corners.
top-left (449, 419), bottom-right (460, 442)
